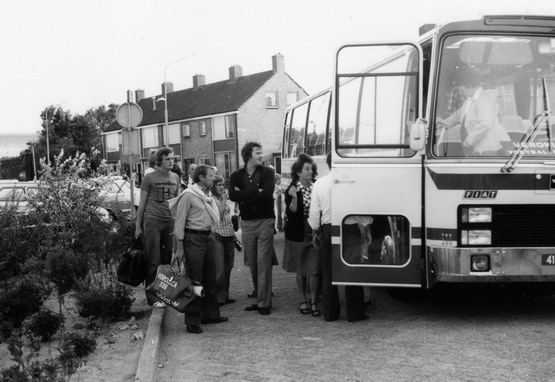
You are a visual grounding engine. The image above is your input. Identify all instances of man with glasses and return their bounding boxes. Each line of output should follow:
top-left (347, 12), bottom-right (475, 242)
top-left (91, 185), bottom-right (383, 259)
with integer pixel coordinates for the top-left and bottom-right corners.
top-left (135, 147), bottom-right (180, 308)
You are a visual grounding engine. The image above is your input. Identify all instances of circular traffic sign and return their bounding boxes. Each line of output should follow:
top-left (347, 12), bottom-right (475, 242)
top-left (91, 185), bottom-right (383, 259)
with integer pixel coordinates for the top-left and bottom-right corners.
top-left (116, 102), bottom-right (143, 129)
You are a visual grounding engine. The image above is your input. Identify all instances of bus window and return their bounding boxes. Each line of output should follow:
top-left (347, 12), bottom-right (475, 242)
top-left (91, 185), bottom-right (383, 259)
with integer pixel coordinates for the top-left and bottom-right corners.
top-left (342, 215), bottom-right (410, 265)
top-left (305, 91), bottom-right (331, 156)
top-left (289, 102), bottom-right (308, 157)
top-left (336, 44), bottom-right (419, 158)
top-left (283, 111), bottom-right (292, 159)
top-left (433, 35), bottom-right (555, 158)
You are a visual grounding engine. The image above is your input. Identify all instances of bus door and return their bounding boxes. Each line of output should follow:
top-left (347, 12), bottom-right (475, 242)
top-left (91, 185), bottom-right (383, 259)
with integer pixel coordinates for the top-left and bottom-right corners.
top-left (331, 43), bottom-right (424, 288)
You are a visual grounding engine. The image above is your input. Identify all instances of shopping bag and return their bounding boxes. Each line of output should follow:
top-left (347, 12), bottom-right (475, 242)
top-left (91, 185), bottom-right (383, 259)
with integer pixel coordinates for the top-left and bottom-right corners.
top-left (117, 238), bottom-right (146, 286)
top-left (145, 259), bottom-right (205, 313)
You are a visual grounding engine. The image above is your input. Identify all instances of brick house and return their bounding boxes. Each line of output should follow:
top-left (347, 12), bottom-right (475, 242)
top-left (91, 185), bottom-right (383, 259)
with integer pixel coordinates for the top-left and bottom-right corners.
top-left (102, 54), bottom-right (307, 181)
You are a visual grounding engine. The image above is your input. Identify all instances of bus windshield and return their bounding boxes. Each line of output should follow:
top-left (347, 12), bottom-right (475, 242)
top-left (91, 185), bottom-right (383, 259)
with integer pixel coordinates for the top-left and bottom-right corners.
top-left (433, 34), bottom-right (555, 158)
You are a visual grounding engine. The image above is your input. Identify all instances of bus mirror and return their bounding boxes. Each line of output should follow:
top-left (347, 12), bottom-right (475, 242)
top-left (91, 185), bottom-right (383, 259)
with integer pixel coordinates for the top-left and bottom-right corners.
top-left (409, 119), bottom-right (427, 151)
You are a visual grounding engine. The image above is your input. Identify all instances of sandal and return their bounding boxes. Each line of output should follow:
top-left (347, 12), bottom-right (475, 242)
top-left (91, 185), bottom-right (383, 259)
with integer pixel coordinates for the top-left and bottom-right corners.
top-left (299, 302), bottom-right (310, 314)
top-left (310, 303), bottom-right (321, 317)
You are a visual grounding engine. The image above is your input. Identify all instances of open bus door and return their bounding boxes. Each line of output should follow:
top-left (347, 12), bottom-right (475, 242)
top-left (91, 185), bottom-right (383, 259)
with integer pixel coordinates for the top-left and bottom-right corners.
top-left (331, 43), bottom-right (424, 289)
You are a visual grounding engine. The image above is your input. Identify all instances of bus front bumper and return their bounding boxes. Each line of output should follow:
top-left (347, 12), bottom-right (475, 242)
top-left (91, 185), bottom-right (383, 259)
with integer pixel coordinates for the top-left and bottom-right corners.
top-left (428, 246), bottom-right (555, 283)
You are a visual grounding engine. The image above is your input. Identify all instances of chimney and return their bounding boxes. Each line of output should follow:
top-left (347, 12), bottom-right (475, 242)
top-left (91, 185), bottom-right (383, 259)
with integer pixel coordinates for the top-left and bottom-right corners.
top-left (135, 89), bottom-right (145, 102)
top-left (272, 53), bottom-right (284, 73)
top-left (229, 65), bottom-right (243, 81)
top-left (161, 81), bottom-right (174, 97)
top-left (193, 74), bottom-right (206, 88)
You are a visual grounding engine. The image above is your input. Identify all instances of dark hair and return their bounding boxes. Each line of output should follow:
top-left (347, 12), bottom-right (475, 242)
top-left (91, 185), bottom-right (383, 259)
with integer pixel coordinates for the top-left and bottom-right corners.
top-left (148, 149), bottom-right (157, 166)
top-left (211, 175), bottom-right (225, 197)
top-left (326, 152), bottom-right (331, 169)
top-left (171, 163), bottom-right (183, 177)
top-left (155, 147), bottom-right (173, 166)
top-left (192, 164), bottom-right (213, 183)
top-left (454, 67), bottom-right (480, 88)
top-left (241, 141), bottom-right (262, 164)
top-left (290, 153), bottom-right (314, 183)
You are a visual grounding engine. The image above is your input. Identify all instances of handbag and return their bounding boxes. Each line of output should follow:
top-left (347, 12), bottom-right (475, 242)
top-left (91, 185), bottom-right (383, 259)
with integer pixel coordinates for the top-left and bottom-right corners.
top-left (231, 214), bottom-right (240, 232)
top-left (117, 237), bottom-right (146, 287)
top-left (145, 258), bottom-right (205, 313)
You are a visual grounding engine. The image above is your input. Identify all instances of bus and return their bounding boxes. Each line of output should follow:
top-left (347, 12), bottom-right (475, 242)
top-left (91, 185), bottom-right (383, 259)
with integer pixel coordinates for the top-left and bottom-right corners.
top-left (281, 15), bottom-right (555, 313)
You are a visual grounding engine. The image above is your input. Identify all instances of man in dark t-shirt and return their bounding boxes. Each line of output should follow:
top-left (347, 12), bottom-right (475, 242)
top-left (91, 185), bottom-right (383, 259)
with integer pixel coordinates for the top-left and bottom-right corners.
top-left (229, 142), bottom-right (275, 315)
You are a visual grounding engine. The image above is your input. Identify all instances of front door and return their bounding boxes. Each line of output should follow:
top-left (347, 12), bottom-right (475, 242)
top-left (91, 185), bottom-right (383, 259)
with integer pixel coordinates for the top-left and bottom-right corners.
top-left (331, 43), bottom-right (423, 288)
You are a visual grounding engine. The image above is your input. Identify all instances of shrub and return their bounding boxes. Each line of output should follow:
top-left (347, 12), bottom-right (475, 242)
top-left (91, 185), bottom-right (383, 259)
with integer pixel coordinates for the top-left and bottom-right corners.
top-left (0, 275), bottom-right (51, 339)
top-left (24, 309), bottom-right (64, 342)
top-left (74, 282), bottom-right (133, 321)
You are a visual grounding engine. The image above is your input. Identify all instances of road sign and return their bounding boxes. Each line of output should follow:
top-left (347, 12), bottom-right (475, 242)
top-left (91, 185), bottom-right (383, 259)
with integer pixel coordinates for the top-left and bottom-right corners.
top-left (116, 102), bottom-right (143, 129)
top-left (122, 128), bottom-right (141, 156)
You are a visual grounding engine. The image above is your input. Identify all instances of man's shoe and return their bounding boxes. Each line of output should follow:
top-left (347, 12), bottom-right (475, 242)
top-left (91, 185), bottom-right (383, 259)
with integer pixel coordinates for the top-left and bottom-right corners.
top-left (186, 325), bottom-right (203, 334)
top-left (244, 304), bottom-right (259, 311)
top-left (201, 316), bottom-right (229, 325)
top-left (153, 302), bottom-right (166, 308)
top-left (247, 291), bottom-right (256, 298)
top-left (259, 307), bottom-right (271, 315)
top-left (225, 298), bottom-right (236, 304)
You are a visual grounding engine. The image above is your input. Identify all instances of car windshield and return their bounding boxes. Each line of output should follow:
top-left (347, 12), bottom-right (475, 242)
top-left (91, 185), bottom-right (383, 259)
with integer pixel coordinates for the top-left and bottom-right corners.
top-left (432, 34), bottom-right (555, 158)
top-left (0, 187), bottom-right (25, 201)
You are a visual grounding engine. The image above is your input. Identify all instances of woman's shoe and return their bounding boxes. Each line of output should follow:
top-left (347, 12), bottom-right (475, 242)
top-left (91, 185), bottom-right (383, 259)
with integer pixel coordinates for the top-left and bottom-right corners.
top-left (186, 324), bottom-right (203, 334)
top-left (310, 303), bottom-right (321, 317)
top-left (299, 302), bottom-right (310, 314)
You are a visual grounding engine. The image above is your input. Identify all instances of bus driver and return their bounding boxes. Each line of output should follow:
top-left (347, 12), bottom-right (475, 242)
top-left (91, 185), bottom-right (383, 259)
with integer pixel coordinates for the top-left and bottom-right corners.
top-left (436, 66), bottom-right (510, 156)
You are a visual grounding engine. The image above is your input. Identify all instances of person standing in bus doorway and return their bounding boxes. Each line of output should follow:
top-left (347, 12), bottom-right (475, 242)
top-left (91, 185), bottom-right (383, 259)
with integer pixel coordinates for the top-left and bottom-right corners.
top-left (309, 152), bottom-right (368, 322)
top-left (229, 142), bottom-right (276, 316)
top-left (436, 66), bottom-right (510, 156)
top-left (135, 147), bottom-right (180, 308)
top-left (170, 164), bottom-right (228, 334)
top-left (283, 154), bottom-right (321, 317)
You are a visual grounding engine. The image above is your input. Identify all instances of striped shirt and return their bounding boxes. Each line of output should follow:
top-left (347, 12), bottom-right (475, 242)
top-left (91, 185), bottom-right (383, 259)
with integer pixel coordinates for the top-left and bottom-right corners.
top-left (173, 192), bottom-right (215, 240)
top-left (213, 197), bottom-right (235, 237)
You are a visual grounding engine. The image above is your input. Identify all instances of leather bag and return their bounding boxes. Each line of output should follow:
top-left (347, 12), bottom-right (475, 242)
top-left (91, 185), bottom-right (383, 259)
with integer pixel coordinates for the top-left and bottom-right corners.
top-left (117, 238), bottom-right (146, 287)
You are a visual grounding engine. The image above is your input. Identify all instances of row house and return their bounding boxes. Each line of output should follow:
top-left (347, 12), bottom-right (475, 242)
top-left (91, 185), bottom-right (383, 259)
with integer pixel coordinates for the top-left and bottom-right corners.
top-left (102, 54), bottom-right (307, 180)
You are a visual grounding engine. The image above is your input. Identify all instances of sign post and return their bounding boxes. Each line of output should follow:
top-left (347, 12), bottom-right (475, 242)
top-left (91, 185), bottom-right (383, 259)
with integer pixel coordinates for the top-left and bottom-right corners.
top-left (116, 102), bottom-right (143, 220)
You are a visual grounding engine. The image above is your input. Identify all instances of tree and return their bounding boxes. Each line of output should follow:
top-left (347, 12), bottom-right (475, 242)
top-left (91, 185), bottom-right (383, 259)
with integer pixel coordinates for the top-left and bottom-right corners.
top-left (22, 104), bottom-right (118, 179)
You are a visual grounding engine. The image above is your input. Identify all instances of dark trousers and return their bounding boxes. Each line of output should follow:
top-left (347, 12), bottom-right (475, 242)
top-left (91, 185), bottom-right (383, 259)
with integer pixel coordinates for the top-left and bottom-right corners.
top-left (143, 218), bottom-right (174, 305)
top-left (183, 232), bottom-right (221, 325)
top-left (320, 224), bottom-right (340, 321)
top-left (214, 233), bottom-right (235, 304)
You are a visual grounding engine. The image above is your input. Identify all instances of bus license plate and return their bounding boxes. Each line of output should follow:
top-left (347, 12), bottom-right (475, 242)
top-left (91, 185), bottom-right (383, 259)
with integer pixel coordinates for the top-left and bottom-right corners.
top-left (541, 254), bottom-right (555, 265)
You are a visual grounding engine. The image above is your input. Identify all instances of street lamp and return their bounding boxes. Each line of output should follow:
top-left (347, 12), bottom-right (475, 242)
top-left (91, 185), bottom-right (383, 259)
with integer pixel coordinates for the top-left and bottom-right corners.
top-left (158, 54), bottom-right (195, 146)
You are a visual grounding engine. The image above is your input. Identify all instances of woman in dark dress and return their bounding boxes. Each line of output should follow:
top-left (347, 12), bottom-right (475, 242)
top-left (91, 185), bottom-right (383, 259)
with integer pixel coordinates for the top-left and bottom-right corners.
top-left (282, 153), bottom-right (320, 316)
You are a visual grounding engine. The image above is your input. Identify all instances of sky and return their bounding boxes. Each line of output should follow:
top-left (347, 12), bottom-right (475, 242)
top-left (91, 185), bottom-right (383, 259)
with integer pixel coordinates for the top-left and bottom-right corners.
top-left (0, 0), bottom-right (553, 137)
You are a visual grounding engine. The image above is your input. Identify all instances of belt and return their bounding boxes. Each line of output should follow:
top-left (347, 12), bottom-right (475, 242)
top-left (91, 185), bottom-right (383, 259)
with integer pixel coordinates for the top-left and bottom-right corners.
top-left (185, 228), bottom-right (212, 235)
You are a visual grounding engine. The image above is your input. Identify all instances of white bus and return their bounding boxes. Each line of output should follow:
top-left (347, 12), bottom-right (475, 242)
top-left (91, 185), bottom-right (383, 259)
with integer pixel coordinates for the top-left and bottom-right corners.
top-left (282, 15), bottom-right (555, 312)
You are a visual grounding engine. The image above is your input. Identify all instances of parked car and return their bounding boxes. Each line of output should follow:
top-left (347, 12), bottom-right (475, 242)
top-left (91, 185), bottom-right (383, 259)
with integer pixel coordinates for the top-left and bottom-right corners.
top-left (0, 181), bottom-right (39, 213)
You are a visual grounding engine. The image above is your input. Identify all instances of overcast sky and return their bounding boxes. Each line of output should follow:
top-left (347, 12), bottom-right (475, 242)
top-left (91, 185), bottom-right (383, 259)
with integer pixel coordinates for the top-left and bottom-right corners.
top-left (0, 0), bottom-right (552, 136)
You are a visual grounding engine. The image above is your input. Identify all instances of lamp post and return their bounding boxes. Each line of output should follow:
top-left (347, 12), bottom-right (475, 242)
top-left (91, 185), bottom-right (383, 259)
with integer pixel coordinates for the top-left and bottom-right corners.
top-left (159, 54), bottom-right (195, 146)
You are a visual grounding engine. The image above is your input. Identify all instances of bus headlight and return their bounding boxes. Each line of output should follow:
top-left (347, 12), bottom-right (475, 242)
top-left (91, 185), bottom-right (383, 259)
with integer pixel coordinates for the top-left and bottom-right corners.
top-left (465, 230), bottom-right (492, 245)
top-left (461, 207), bottom-right (492, 223)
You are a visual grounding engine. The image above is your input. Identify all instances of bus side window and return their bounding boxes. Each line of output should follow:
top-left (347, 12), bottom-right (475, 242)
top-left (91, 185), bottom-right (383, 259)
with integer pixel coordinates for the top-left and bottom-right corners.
top-left (289, 102), bottom-right (308, 157)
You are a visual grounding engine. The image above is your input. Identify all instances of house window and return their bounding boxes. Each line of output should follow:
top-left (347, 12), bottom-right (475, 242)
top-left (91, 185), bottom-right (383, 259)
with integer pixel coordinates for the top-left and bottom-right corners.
top-left (287, 92), bottom-right (299, 106)
top-left (225, 115), bottom-right (236, 138)
top-left (200, 121), bottom-right (207, 136)
top-left (105, 132), bottom-right (120, 152)
top-left (182, 123), bottom-right (190, 138)
top-left (265, 92), bottom-right (278, 108)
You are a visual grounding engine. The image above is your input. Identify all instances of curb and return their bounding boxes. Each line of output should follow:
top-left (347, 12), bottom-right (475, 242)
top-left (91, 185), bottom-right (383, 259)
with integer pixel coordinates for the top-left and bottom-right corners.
top-left (134, 307), bottom-right (166, 382)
